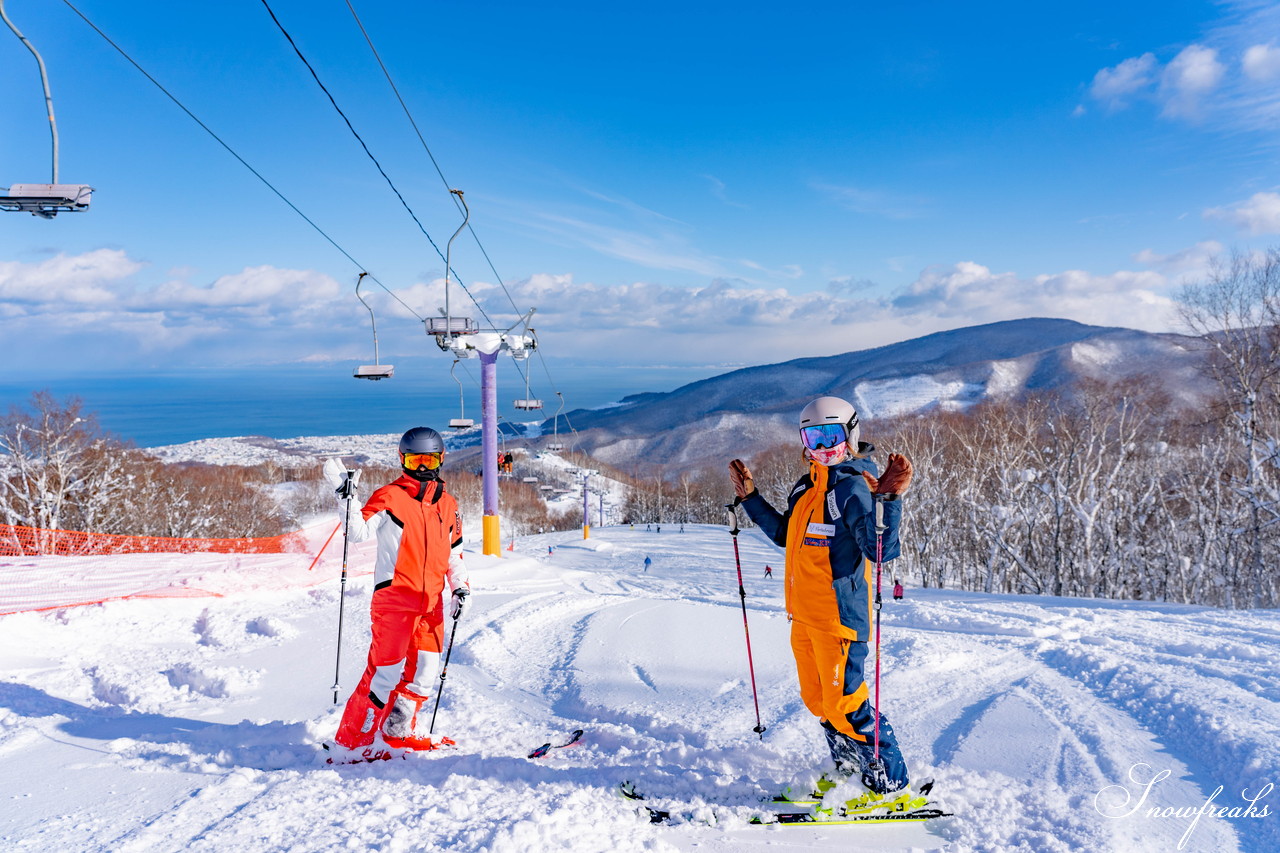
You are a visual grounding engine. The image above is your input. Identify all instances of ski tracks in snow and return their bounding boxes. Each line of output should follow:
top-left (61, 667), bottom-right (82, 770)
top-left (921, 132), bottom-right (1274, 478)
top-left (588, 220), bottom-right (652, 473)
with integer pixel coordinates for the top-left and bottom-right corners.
top-left (893, 592), bottom-right (1277, 852)
top-left (2, 524), bottom-right (1278, 852)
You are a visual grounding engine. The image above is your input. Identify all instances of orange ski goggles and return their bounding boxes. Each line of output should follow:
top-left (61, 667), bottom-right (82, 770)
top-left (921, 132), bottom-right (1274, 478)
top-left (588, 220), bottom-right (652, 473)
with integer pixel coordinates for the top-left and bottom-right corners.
top-left (402, 451), bottom-right (443, 470)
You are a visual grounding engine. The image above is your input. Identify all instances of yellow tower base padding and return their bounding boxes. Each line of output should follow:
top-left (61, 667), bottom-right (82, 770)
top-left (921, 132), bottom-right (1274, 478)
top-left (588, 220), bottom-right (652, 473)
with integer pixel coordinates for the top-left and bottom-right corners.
top-left (583, 524), bottom-right (590, 540)
top-left (483, 515), bottom-right (501, 556)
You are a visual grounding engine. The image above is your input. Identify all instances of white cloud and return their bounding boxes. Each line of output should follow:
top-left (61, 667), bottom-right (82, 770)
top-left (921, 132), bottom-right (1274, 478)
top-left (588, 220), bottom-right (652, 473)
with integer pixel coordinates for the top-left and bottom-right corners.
top-left (1243, 43), bottom-right (1280, 81)
top-left (0, 249), bottom-right (143, 305)
top-left (0, 246), bottom-right (1204, 372)
top-left (148, 266), bottom-right (342, 311)
top-left (1204, 191), bottom-right (1280, 233)
top-left (1159, 45), bottom-right (1227, 118)
top-left (1089, 53), bottom-right (1157, 109)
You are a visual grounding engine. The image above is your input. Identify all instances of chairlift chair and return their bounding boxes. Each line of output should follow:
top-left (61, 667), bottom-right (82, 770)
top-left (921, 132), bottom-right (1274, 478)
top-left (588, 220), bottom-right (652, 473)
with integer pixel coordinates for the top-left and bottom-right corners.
top-left (513, 364), bottom-right (542, 410)
top-left (547, 391), bottom-right (566, 451)
top-left (522, 476), bottom-right (538, 484)
top-left (352, 273), bottom-right (393, 380)
top-left (2, 2), bottom-right (92, 219)
top-left (2, 184), bottom-right (92, 218)
top-left (447, 358), bottom-right (474, 429)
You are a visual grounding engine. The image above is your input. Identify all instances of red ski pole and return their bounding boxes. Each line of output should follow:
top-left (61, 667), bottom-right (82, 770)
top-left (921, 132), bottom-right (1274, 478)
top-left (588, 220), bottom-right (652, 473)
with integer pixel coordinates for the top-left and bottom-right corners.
top-left (726, 500), bottom-right (767, 740)
top-left (873, 496), bottom-right (886, 761)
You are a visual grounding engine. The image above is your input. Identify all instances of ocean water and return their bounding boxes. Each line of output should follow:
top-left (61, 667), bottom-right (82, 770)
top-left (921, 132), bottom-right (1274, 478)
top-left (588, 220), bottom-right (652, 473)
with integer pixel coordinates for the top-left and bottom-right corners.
top-left (0, 360), bottom-right (724, 447)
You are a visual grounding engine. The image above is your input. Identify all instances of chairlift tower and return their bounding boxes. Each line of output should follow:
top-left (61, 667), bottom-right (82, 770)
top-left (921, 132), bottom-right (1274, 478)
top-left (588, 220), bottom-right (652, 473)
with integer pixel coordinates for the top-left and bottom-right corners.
top-left (579, 468), bottom-right (598, 540)
top-left (423, 189), bottom-right (538, 556)
top-left (1, 1), bottom-right (92, 218)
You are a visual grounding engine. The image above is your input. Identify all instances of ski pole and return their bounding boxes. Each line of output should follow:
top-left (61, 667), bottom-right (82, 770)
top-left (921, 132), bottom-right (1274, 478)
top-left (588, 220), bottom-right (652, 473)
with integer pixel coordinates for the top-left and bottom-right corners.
top-left (726, 500), bottom-right (767, 740)
top-left (427, 606), bottom-right (462, 735)
top-left (331, 468), bottom-right (359, 705)
top-left (872, 495), bottom-right (887, 761)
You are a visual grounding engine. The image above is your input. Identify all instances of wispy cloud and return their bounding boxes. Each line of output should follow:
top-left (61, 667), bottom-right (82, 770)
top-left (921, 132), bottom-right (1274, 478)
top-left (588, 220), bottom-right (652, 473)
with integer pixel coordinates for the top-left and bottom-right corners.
top-left (1084, 2), bottom-right (1280, 131)
top-left (812, 183), bottom-right (930, 220)
top-left (530, 213), bottom-right (730, 278)
top-left (1132, 240), bottom-right (1225, 277)
top-left (701, 174), bottom-right (750, 210)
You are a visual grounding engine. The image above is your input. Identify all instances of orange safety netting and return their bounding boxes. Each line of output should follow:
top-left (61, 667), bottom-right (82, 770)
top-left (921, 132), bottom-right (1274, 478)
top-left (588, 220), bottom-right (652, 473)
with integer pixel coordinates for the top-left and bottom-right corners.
top-left (0, 524), bottom-right (307, 557)
top-left (0, 522), bottom-right (364, 616)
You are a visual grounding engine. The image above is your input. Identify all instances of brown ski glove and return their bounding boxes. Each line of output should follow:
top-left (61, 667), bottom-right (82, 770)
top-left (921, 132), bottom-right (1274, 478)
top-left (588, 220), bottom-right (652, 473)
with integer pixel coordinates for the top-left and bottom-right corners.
top-left (729, 458), bottom-right (756, 499)
top-left (860, 452), bottom-right (913, 497)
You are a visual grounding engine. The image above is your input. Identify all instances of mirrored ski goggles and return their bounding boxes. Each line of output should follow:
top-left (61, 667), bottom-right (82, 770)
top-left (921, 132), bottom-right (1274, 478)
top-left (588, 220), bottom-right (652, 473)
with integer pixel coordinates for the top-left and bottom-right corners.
top-left (799, 423), bottom-right (848, 451)
top-left (402, 451), bottom-right (443, 470)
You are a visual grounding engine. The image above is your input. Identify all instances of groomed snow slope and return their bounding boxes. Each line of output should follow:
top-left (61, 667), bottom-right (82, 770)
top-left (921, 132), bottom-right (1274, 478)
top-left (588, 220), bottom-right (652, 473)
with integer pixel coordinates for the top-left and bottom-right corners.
top-left (2, 525), bottom-right (1277, 852)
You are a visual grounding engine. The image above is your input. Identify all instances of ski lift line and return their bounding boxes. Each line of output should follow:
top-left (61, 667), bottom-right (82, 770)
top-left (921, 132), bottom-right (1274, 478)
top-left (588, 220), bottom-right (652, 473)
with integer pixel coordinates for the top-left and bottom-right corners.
top-left (344, 0), bottom-right (571, 409)
top-left (341, 0), bottom-right (530, 329)
top-left (1, 0), bottom-right (58, 183)
top-left (533, 350), bottom-right (579, 436)
top-left (57, 0), bottom-right (421, 320)
top-left (258, 0), bottom-right (503, 334)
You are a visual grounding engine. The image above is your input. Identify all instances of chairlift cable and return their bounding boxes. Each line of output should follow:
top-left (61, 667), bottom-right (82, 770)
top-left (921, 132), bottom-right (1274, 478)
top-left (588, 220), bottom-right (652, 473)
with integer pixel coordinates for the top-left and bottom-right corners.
top-left (341, 0), bottom-right (530, 330)
top-left (343, 0), bottom-right (581, 426)
top-left (259, 0), bottom-right (499, 330)
top-left (59, 0), bottom-right (421, 320)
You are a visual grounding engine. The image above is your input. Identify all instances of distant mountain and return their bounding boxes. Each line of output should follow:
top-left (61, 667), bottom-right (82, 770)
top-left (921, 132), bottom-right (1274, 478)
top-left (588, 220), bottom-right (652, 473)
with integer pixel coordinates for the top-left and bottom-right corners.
top-left (549, 318), bottom-right (1211, 469)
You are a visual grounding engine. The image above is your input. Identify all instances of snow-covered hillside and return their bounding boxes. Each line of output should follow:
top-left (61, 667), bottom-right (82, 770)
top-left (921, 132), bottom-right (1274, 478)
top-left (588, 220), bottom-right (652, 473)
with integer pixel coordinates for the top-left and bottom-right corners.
top-left (559, 318), bottom-right (1213, 468)
top-left (2, 524), bottom-right (1277, 852)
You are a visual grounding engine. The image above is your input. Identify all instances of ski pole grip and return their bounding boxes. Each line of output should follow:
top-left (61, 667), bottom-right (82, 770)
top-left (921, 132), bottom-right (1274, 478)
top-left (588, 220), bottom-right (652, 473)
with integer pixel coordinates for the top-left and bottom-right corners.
top-left (724, 500), bottom-right (741, 535)
top-left (874, 495), bottom-right (886, 533)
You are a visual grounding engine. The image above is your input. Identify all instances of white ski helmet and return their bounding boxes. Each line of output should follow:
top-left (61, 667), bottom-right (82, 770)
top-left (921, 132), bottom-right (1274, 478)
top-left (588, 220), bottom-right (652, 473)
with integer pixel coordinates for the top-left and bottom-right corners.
top-left (798, 396), bottom-right (860, 453)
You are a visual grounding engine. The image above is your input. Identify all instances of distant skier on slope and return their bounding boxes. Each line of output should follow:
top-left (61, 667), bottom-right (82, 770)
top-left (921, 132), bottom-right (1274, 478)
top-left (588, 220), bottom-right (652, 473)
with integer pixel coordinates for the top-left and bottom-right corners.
top-left (728, 396), bottom-right (916, 807)
top-left (323, 427), bottom-right (469, 757)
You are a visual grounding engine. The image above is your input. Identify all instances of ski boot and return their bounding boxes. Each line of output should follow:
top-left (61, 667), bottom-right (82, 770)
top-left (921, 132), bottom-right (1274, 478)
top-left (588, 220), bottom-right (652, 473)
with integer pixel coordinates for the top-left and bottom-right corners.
top-left (322, 739), bottom-right (402, 765)
top-left (820, 779), bottom-right (933, 819)
top-left (381, 689), bottom-right (455, 751)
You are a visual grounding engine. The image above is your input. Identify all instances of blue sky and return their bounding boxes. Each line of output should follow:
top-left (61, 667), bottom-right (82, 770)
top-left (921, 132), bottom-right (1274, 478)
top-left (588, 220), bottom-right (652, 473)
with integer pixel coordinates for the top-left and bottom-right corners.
top-left (3, 0), bottom-right (1280, 385)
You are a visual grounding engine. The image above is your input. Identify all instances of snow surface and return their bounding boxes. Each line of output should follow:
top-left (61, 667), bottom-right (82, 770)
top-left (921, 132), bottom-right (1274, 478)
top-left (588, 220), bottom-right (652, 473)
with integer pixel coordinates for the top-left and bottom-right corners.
top-left (2, 524), bottom-right (1278, 852)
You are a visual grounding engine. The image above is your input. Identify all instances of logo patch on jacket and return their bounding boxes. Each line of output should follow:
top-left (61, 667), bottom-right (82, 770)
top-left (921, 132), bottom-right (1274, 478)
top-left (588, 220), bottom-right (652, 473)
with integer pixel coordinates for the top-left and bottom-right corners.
top-left (827, 491), bottom-right (841, 520)
top-left (807, 522), bottom-right (835, 537)
top-left (790, 483), bottom-right (808, 499)
top-left (803, 537), bottom-right (832, 547)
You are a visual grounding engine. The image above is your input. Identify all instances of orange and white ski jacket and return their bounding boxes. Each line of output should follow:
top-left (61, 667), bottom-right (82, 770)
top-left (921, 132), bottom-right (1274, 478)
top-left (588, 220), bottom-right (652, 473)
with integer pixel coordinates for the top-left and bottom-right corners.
top-left (344, 474), bottom-right (467, 608)
top-left (742, 457), bottom-right (901, 641)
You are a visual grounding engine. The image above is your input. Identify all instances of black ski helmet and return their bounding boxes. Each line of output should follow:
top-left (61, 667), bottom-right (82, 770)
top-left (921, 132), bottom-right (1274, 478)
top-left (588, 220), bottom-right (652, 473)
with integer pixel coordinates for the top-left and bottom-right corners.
top-left (399, 427), bottom-right (445, 480)
top-left (399, 427), bottom-right (445, 455)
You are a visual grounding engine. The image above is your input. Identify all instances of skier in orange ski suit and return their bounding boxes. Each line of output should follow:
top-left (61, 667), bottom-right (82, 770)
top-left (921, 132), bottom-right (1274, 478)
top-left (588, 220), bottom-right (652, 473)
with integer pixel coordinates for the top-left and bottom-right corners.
top-left (325, 427), bottom-right (468, 754)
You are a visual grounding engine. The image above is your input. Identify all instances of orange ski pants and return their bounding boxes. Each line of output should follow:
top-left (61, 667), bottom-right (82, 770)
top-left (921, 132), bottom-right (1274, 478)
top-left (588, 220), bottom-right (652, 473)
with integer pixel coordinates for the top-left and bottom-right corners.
top-left (334, 585), bottom-right (446, 748)
top-left (790, 620), bottom-right (870, 740)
